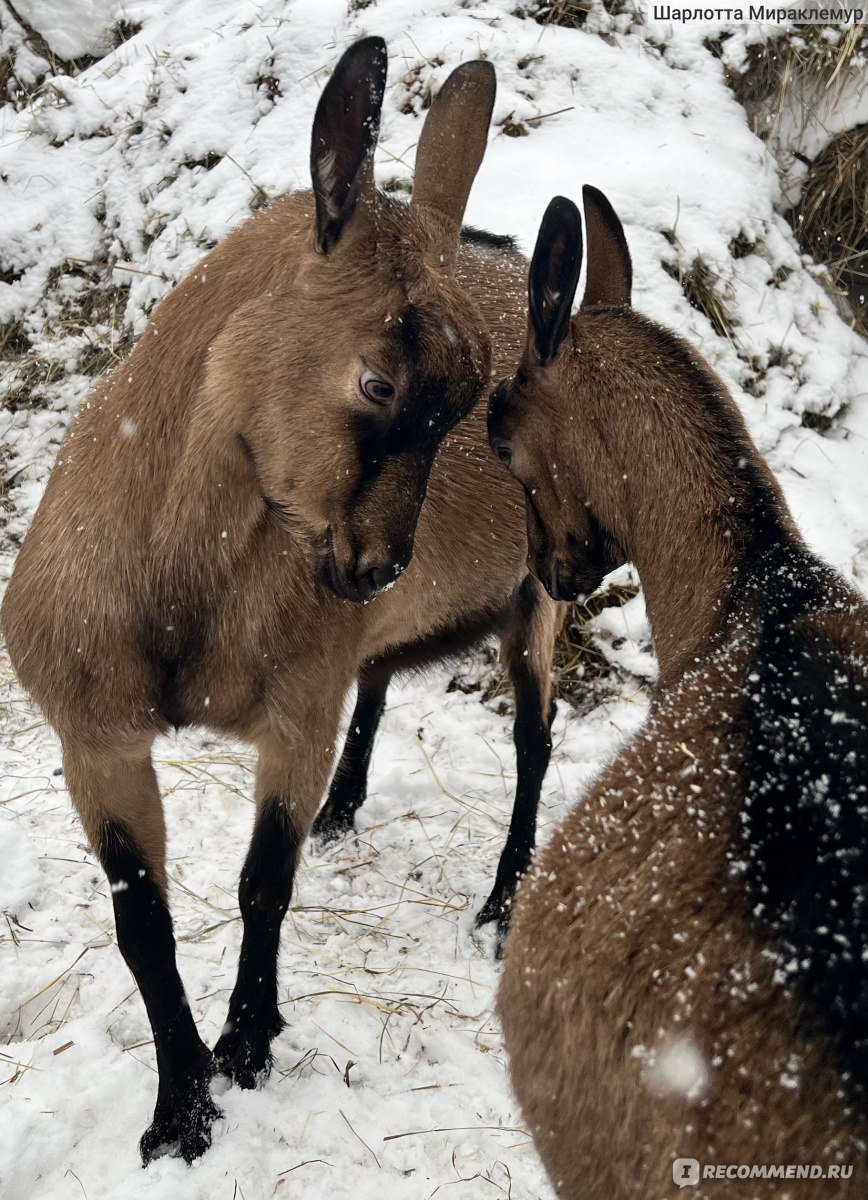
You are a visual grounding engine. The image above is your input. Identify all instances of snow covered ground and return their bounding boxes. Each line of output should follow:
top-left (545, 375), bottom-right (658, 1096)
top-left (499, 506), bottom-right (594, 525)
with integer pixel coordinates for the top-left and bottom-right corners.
top-left (1, 2), bottom-right (866, 1198)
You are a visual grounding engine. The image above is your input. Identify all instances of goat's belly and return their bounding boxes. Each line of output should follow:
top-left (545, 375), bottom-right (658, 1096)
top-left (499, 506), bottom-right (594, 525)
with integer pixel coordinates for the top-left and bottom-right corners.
top-left (148, 595), bottom-right (359, 742)
top-left (358, 542), bottom-right (525, 665)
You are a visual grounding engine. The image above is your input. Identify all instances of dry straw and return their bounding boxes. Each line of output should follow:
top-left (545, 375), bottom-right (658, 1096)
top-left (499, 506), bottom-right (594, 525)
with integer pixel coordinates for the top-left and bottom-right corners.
top-left (527, 0), bottom-right (642, 28)
top-left (792, 125), bottom-right (868, 336)
top-left (721, 22), bottom-right (868, 337)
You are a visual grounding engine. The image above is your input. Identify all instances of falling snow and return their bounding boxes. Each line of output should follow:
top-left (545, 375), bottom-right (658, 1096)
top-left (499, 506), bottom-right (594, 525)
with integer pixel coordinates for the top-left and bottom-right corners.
top-left (1, 2), bottom-right (867, 1199)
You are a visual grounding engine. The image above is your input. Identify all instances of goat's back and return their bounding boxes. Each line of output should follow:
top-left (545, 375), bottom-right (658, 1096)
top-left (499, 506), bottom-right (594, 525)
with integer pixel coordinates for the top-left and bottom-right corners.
top-left (500, 558), bottom-right (868, 1197)
top-left (741, 549), bottom-right (868, 1104)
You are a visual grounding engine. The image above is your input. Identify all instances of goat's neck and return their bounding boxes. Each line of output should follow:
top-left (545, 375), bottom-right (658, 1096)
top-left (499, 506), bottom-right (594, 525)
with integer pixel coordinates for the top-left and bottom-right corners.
top-left (636, 542), bottom-right (735, 687)
top-left (626, 464), bottom-right (795, 688)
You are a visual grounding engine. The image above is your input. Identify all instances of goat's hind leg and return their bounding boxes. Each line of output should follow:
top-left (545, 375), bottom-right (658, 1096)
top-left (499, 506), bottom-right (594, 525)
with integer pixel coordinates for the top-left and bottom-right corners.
top-left (312, 663), bottom-right (390, 844)
top-left (213, 791), bottom-right (297, 1087)
top-left (215, 715), bottom-right (341, 1087)
top-left (476, 577), bottom-right (561, 950)
top-left (64, 740), bottom-right (219, 1164)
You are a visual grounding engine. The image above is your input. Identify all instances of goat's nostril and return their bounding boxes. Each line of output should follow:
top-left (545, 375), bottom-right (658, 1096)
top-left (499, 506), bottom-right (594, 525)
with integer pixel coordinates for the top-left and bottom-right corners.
top-left (365, 563), bottom-right (395, 594)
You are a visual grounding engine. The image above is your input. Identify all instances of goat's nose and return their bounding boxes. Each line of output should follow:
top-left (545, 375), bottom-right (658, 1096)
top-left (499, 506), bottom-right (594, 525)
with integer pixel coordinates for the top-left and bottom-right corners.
top-left (539, 556), bottom-right (575, 602)
top-left (354, 561), bottom-right (400, 600)
top-left (366, 563), bottom-right (395, 593)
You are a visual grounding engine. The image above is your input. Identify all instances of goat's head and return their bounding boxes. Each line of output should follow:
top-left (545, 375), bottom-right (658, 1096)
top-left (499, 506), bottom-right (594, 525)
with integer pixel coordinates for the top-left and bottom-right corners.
top-left (487, 187), bottom-right (635, 602)
top-left (248, 39), bottom-right (494, 603)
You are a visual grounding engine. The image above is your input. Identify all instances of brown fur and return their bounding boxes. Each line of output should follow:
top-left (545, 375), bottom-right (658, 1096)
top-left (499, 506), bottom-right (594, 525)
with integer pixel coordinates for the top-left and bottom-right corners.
top-left (0, 58), bottom-right (543, 864)
top-left (494, 189), bottom-right (868, 1197)
top-left (0, 43), bottom-right (562, 1162)
top-left (0, 200), bottom-right (562, 862)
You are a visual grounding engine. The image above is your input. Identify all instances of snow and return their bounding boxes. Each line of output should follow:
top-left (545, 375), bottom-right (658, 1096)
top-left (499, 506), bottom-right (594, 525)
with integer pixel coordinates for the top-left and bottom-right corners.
top-left (0, 644), bottom-right (647, 1199)
top-left (640, 1035), bottom-right (710, 1102)
top-left (1, 2), bottom-right (867, 1197)
top-left (10, 0), bottom-right (127, 61)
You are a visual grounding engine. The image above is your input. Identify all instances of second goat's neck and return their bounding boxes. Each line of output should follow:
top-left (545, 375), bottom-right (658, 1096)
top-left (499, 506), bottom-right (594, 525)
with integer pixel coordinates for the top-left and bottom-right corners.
top-left (628, 449), bottom-right (798, 689)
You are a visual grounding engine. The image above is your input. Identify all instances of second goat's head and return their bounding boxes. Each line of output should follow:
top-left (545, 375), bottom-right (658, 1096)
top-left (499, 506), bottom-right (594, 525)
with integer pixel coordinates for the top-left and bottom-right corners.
top-left (487, 187), bottom-right (639, 602)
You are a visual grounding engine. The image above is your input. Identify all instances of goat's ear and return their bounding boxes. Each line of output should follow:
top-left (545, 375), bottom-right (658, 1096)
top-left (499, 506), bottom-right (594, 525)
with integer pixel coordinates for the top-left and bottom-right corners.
top-left (310, 36), bottom-right (388, 255)
top-left (411, 61), bottom-right (496, 253)
top-left (527, 196), bottom-right (583, 368)
top-left (581, 185), bottom-right (632, 308)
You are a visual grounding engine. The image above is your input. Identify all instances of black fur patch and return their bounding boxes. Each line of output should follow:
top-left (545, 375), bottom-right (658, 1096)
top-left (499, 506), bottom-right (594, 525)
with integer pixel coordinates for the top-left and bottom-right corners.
top-left (158, 657), bottom-right (187, 730)
top-left (352, 306), bottom-right (461, 458)
top-left (142, 613), bottom-right (206, 731)
top-left (476, 577), bottom-right (553, 945)
top-left (99, 820), bottom-right (218, 1162)
top-left (314, 669), bottom-right (390, 842)
top-left (214, 797), bottom-right (298, 1087)
top-left (100, 821), bottom-right (176, 987)
top-left (564, 507), bottom-right (623, 597)
top-left (460, 224), bottom-right (517, 251)
top-left (737, 542), bottom-right (868, 1098)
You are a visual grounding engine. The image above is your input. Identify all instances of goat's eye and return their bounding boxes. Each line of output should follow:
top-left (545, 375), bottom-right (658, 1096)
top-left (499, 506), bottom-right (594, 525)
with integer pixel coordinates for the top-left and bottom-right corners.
top-left (493, 441), bottom-right (513, 468)
top-left (360, 370), bottom-right (395, 405)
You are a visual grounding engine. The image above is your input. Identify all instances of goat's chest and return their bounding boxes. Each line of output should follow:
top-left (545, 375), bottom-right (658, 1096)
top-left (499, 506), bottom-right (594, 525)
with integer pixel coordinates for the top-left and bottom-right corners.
top-left (149, 554), bottom-right (351, 737)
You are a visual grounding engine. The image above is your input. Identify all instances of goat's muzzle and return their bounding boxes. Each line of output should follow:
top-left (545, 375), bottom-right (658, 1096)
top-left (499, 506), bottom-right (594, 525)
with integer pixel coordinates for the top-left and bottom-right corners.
top-left (319, 525), bottom-right (408, 603)
top-left (535, 553), bottom-right (583, 603)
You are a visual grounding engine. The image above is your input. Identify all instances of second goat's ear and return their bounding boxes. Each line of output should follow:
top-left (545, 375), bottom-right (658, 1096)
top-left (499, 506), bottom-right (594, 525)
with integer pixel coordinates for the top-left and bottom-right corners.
top-left (310, 36), bottom-right (388, 255)
top-left (581, 185), bottom-right (632, 308)
top-left (528, 195), bottom-right (583, 367)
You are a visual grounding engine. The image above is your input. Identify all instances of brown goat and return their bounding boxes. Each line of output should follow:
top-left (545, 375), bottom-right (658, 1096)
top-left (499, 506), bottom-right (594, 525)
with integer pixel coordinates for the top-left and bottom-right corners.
top-left (492, 189), bottom-right (868, 1197)
top-left (1, 41), bottom-right (562, 1163)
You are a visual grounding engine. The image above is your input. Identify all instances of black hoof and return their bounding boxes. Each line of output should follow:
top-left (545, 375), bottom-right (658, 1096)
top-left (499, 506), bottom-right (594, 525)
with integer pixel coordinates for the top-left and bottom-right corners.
top-left (474, 891), bottom-right (514, 958)
top-left (214, 1016), bottom-right (283, 1089)
top-left (139, 1057), bottom-right (221, 1165)
top-left (311, 805), bottom-right (356, 846)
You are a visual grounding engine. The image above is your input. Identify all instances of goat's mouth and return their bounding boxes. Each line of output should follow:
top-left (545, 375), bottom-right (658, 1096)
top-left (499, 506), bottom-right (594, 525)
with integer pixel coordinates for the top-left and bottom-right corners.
top-left (533, 552), bottom-right (601, 604)
top-left (317, 526), bottom-right (406, 604)
top-left (535, 557), bottom-right (580, 603)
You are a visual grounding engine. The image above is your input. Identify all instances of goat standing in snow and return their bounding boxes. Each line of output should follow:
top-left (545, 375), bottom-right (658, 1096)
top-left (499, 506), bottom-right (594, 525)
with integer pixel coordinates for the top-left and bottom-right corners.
top-left (1, 40), bottom-right (563, 1162)
top-left (492, 189), bottom-right (868, 1197)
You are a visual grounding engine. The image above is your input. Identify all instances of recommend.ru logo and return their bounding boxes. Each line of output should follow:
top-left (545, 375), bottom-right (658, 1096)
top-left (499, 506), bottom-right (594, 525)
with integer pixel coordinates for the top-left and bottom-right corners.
top-left (672, 1159), bottom-right (854, 1186)
top-left (673, 1159), bottom-right (701, 1187)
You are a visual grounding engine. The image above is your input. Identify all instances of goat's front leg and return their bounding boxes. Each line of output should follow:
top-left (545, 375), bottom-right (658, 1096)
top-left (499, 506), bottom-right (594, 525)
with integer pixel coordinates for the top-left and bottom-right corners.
top-left (215, 715), bottom-right (341, 1087)
top-left (64, 742), bottom-right (219, 1164)
top-left (476, 577), bottom-right (562, 952)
